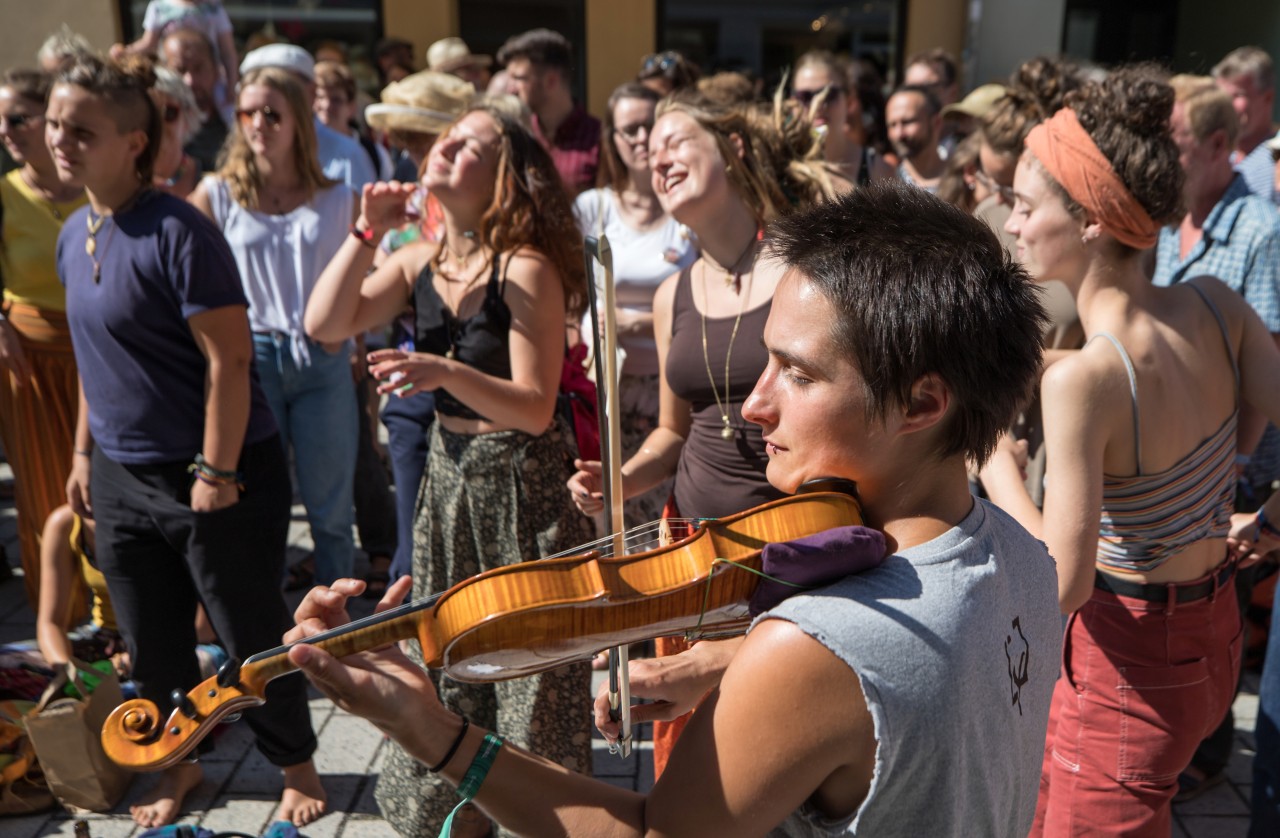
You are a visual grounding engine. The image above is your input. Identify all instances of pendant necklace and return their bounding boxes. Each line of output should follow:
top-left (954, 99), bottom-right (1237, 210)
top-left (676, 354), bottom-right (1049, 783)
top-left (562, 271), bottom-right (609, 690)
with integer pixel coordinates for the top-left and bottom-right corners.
top-left (436, 231), bottom-right (486, 360)
top-left (86, 186), bottom-right (147, 284)
top-left (700, 228), bottom-right (761, 290)
top-left (700, 253), bottom-right (757, 440)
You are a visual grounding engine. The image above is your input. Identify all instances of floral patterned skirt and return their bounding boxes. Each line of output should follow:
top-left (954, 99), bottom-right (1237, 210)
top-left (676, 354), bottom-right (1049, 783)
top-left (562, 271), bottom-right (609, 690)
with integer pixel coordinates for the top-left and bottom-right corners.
top-left (374, 417), bottom-right (594, 838)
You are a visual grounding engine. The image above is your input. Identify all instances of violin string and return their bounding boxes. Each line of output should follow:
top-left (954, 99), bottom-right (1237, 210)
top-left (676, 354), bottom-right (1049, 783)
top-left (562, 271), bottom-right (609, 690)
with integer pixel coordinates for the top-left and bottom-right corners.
top-left (689, 558), bottom-right (810, 638)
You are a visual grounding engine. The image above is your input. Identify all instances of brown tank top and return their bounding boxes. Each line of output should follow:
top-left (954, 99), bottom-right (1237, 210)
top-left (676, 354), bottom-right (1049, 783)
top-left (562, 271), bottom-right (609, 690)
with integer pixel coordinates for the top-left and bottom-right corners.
top-left (665, 268), bottom-right (784, 519)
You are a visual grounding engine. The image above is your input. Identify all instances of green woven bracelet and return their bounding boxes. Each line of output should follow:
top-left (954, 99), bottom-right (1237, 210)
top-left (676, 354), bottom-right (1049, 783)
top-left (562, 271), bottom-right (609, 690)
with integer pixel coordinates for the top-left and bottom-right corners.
top-left (439, 733), bottom-right (504, 837)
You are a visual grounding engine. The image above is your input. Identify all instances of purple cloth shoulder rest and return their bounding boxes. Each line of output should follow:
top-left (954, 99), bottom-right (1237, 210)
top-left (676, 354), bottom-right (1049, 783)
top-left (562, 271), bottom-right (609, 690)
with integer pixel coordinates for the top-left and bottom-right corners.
top-left (749, 525), bottom-right (887, 616)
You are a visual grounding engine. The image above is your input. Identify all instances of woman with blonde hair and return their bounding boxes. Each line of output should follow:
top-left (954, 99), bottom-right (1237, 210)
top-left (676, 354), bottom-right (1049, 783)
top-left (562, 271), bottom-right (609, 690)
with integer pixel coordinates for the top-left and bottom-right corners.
top-left (191, 65), bottom-right (358, 588)
top-left (305, 100), bottom-right (594, 838)
top-left (566, 90), bottom-right (832, 775)
top-left (791, 50), bottom-right (893, 188)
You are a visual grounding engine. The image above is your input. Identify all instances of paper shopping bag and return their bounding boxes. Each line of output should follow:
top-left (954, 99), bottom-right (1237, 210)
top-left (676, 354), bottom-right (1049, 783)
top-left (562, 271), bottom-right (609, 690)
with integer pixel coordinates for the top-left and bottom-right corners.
top-left (25, 659), bottom-right (132, 811)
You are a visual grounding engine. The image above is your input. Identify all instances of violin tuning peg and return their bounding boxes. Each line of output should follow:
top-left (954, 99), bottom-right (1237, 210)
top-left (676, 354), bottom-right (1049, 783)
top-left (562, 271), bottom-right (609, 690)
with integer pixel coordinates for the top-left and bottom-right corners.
top-left (216, 656), bottom-right (242, 688)
top-left (170, 689), bottom-right (198, 720)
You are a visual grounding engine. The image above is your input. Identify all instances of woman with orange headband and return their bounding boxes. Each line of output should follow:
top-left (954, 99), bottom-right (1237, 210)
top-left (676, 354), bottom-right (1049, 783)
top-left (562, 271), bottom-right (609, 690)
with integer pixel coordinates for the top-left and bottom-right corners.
top-left (978, 67), bottom-right (1280, 835)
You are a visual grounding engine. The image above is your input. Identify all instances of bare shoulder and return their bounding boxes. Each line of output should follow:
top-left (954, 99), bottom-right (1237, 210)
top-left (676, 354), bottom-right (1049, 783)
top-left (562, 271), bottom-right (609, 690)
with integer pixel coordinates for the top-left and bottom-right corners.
top-left (1041, 338), bottom-right (1126, 410)
top-left (500, 246), bottom-right (558, 289)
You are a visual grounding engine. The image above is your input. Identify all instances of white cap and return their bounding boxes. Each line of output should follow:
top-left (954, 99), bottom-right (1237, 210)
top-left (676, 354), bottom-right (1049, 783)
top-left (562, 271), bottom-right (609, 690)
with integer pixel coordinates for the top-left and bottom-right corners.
top-left (240, 44), bottom-right (316, 82)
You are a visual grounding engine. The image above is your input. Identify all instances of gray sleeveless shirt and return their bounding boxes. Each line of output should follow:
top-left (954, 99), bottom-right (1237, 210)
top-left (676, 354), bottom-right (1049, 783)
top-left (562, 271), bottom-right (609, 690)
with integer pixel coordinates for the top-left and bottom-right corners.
top-left (763, 499), bottom-right (1060, 837)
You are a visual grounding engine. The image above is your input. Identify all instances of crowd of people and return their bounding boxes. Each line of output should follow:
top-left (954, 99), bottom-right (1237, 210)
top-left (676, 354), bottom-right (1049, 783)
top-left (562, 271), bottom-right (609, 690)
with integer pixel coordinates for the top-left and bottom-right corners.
top-left (2, 2), bottom-right (1280, 836)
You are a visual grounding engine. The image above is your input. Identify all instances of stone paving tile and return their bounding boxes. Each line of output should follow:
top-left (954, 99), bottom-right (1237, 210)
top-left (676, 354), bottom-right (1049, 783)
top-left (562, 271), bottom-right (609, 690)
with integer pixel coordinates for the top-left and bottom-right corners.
top-left (332, 815), bottom-right (400, 838)
top-left (1180, 816), bottom-right (1251, 838)
top-left (200, 798), bottom-right (277, 835)
top-left (313, 715), bottom-right (384, 776)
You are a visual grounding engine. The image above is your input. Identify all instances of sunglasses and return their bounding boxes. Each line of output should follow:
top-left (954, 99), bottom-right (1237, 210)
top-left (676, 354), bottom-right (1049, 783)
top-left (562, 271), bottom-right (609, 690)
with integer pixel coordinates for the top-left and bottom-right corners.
top-left (614, 121), bottom-right (653, 142)
top-left (793, 85), bottom-right (844, 108)
top-left (640, 52), bottom-right (680, 76)
top-left (0, 112), bottom-right (43, 130)
top-left (973, 169), bottom-right (1015, 205)
top-left (236, 105), bottom-right (284, 129)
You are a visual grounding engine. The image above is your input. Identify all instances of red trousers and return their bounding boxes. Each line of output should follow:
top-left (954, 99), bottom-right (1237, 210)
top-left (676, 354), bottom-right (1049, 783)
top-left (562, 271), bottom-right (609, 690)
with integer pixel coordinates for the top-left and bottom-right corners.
top-left (1031, 568), bottom-right (1242, 837)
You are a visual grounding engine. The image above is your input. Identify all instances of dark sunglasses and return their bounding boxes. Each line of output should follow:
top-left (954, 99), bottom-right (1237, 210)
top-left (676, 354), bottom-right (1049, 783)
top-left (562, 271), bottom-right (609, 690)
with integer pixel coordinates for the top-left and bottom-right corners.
top-left (793, 85), bottom-right (844, 108)
top-left (0, 112), bottom-right (42, 130)
top-left (236, 105), bottom-right (283, 129)
top-left (162, 104), bottom-right (182, 124)
top-left (640, 52), bottom-right (680, 76)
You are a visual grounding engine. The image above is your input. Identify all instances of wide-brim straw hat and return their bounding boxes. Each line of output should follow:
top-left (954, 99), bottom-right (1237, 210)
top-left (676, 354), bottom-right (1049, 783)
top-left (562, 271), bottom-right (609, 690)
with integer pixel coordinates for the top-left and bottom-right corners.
top-left (427, 37), bottom-right (493, 75)
top-left (365, 70), bottom-right (475, 135)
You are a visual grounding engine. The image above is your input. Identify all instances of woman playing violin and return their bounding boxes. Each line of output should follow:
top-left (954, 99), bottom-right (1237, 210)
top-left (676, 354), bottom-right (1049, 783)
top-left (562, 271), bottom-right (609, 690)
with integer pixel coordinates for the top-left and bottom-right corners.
top-left (290, 183), bottom-right (1062, 837)
top-left (305, 100), bottom-right (593, 838)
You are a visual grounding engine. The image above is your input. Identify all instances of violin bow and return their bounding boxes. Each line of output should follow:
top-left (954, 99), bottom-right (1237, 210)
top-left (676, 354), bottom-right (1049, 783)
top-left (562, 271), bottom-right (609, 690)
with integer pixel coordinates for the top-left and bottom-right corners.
top-left (584, 233), bottom-right (633, 757)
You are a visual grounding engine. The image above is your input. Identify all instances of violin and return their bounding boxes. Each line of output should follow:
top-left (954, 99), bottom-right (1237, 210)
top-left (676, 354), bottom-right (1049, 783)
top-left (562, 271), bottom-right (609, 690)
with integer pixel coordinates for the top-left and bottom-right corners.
top-left (101, 488), bottom-right (863, 771)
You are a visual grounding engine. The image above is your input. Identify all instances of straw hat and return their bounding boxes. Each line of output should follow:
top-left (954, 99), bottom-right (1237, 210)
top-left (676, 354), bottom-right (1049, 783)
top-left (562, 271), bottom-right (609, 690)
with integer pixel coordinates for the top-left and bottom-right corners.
top-left (426, 37), bottom-right (492, 75)
top-left (365, 70), bottom-right (475, 135)
top-left (942, 83), bottom-right (1007, 119)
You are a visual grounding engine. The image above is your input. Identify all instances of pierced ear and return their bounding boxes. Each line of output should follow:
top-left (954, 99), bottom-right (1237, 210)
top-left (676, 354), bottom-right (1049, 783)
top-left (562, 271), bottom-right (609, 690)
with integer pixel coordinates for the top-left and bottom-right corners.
top-left (1081, 219), bottom-right (1104, 244)
top-left (900, 372), bottom-right (951, 435)
top-left (728, 131), bottom-right (746, 161)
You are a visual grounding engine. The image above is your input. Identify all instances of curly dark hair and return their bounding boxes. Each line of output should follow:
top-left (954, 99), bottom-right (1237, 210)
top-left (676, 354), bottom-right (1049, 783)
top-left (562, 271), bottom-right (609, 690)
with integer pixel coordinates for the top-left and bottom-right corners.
top-left (1055, 65), bottom-right (1184, 231)
top-left (981, 56), bottom-right (1086, 157)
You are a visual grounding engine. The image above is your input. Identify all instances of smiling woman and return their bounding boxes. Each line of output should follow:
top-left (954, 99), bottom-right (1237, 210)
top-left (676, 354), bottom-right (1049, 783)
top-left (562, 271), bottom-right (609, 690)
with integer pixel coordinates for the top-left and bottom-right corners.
top-left (304, 101), bottom-right (594, 838)
top-left (0, 67), bottom-right (86, 610)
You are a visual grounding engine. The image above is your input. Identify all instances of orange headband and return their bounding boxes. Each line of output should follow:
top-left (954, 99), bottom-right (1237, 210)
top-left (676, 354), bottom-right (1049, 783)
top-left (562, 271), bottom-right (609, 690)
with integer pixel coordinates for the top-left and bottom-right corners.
top-left (1024, 108), bottom-right (1159, 250)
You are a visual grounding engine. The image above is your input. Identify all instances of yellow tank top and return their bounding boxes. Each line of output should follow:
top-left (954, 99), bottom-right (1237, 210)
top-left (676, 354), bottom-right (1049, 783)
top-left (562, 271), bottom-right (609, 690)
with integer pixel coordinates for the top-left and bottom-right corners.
top-left (0, 170), bottom-right (87, 311)
top-left (70, 513), bottom-right (116, 632)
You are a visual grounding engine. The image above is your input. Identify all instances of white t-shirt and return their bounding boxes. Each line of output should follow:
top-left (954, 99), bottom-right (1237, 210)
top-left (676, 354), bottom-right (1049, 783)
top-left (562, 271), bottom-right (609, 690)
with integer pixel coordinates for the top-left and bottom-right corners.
top-left (574, 187), bottom-right (697, 376)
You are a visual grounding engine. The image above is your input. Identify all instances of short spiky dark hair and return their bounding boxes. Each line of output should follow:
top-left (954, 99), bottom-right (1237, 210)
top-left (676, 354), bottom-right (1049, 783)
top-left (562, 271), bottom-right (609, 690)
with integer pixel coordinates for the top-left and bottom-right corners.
top-left (768, 181), bottom-right (1047, 465)
top-left (497, 28), bottom-right (574, 79)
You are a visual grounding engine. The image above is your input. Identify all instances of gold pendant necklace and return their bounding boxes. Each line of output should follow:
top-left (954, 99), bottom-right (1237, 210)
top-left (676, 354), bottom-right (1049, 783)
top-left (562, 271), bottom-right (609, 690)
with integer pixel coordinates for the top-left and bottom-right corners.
top-left (85, 187), bottom-right (147, 283)
top-left (700, 257), bottom-right (756, 440)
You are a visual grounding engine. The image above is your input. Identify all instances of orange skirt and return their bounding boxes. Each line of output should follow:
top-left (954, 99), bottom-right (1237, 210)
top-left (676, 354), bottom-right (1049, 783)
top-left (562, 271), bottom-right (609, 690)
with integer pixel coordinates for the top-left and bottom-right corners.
top-left (0, 302), bottom-right (82, 616)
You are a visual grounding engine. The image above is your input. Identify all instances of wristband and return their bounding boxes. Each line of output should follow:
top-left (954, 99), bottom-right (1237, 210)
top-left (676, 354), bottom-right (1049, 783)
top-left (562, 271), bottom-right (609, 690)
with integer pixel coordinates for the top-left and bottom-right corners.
top-left (74, 447), bottom-right (92, 457)
top-left (350, 223), bottom-right (376, 248)
top-left (427, 716), bottom-right (469, 773)
top-left (439, 733), bottom-right (503, 837)
top-left (1236, 454), bottom-right (1252, 467)
top-left (193, 453), bottom-right (238, 480)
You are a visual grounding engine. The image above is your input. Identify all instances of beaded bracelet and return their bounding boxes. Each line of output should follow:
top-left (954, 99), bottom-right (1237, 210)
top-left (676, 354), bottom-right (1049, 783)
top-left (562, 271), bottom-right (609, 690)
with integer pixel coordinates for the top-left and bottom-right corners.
top-left (1257, 508), bottom-right (1280, 540)
top-left (438, 733), bottom-right (503, 838)
top-left (427, 717), bottom-right (469, 773)
top-left (193, 453), bottom-right (239, 480)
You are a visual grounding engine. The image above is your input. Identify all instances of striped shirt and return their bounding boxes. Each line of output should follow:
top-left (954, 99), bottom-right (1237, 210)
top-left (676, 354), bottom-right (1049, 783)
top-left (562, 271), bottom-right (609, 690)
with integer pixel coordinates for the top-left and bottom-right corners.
top-left (1094, 285), bottom-right (1238, 572)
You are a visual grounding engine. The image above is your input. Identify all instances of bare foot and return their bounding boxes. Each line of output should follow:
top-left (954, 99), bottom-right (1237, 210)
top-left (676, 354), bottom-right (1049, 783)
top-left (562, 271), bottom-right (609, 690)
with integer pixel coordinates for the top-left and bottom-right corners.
top-left (277, 760), bottom-right (327, 826)
top-left (130, 761), bottom-right (203, 827)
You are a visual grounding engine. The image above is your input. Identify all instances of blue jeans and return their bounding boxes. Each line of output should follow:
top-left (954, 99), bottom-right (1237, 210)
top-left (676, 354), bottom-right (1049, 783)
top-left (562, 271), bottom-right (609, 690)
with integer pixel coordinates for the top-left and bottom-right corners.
top-left (1253, 573), bottom-right (1280, 837)
top-left (254, 333), bottom-right (357, 585)
top-left (379, 390), bottom-right (433, 582)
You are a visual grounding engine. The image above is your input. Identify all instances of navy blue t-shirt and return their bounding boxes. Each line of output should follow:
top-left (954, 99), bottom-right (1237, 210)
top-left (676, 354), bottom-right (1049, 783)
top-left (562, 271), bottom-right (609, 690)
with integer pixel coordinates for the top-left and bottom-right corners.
top-left (57, 190), bottom-right (277, 464)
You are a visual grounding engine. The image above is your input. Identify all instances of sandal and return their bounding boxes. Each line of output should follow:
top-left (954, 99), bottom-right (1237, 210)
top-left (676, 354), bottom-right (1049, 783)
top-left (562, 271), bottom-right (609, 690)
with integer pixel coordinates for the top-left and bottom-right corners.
top-left (362, 555), bottom-right (393, 599)
top-left (284, 556), bottom-right (315, 591)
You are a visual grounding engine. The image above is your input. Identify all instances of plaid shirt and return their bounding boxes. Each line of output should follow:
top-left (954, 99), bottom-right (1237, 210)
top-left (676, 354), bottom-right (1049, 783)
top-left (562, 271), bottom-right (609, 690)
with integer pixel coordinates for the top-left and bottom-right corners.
top-left (1236, 142), bottom-right (1277, 204)
top-left (533, 106), bottom-right (601, 196)
top-left (1154, 173), bottom-right (1280, 487)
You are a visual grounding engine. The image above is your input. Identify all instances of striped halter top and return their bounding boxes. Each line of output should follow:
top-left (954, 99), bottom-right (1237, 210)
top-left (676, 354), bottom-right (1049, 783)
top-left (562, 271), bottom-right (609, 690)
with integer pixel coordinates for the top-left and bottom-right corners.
top-left (1095, 284), bottom-right (1238, 573)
